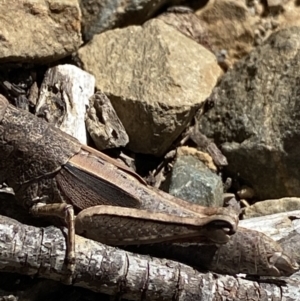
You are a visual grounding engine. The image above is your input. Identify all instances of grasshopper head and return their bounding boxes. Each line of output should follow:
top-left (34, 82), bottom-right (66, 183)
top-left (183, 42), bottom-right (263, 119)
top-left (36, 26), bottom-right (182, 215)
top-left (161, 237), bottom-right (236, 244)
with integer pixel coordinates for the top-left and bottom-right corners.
top-left (269, 251), bottom-right (299, 276)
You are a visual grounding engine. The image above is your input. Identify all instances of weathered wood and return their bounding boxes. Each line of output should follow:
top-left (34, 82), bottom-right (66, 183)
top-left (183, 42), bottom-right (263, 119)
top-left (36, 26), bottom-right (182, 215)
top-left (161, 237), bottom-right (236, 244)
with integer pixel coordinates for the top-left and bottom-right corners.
top-left (85, 91), bottom-right (129, 149)
top-left (241, 210), bottom-right (300, 235)
top-left (0, 214), bottom-right (300, 301)
top-left (35, 64), bottom-right (95, 144)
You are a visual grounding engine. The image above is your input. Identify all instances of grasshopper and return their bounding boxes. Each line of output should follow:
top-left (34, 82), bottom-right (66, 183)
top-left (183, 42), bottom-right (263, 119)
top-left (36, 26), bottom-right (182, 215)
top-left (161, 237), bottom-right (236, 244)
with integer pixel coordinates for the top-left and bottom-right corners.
top-left (0, 95), bottom-right (239, 272)
top-left (125, 227), bottom-right (299, 277)
top-left (0, 95), bottom-right (298, 279)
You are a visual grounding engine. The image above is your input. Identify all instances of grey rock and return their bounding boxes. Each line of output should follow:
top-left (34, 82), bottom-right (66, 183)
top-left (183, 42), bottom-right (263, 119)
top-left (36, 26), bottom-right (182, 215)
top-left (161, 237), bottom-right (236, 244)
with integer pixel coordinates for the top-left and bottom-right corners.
top-left (78, 19), bottom-right (222, 156)
top-left (0, 0), bottom-right (82, 63)
top-left (169, 155), bottom-right (224, 207)
top-left (199, 26), bottom-right (300, 199)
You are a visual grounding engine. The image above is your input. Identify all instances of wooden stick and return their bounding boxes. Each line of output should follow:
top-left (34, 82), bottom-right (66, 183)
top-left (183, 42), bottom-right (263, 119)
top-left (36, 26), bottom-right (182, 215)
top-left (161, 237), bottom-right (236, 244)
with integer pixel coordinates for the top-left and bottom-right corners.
top-left (0, 213), bottom-right (300, 301)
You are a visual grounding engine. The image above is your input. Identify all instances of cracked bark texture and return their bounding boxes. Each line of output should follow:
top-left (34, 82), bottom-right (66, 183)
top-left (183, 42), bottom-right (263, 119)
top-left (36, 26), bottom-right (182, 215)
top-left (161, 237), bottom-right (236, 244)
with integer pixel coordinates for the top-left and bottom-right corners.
top-left (0, 213), bottom-right (300, 301)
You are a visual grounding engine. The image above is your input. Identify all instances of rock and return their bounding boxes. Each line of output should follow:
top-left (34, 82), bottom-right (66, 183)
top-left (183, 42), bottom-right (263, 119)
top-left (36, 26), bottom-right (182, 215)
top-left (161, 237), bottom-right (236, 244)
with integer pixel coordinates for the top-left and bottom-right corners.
top-left (36, 65), bottom-right (95, 144)
top-left (0, 0), bottom-right (81, 63)
top-left (199, 26), bottom-right (300, 200)
top-left (0, 66), bottom-right (36, 111)
top-left (186, 122), bottom-right (228, 167)
top-left (86, 91), bottom-right (129, 150)
top-left (276, 1), bottom-right (300, 29)
top-left (78, 19), bottom-right (222, 156)
top-left (267, 0), bottom-right (284, 10)
top-left (176, 146), bottom-right (217, 172)
top-left (223, 193), bottom-right (240, 213)
top-left (169, 152), bottom-right (224, 207)
top-left (237, 186), bottom-right (255, 199)
top-left (194, 0), bottom-right (300, 68)
top-left (157, 6), bottom-right (212, 52)
top-left (80, 0), bottom-right (179, 41)
top-left (196, 0), bottom-right (257, 68)
top-left (243, 197), bottom-right (300, 219)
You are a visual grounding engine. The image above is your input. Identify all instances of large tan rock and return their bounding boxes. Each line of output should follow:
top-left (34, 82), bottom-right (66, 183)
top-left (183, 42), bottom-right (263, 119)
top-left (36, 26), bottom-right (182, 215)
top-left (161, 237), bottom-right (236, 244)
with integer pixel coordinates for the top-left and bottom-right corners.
top-left (0, 0), bottom-right (82, 63)
top-left (78, 19), bottom-right (222, 155)
top-left (196, 0), bottom-right (257, 68)
top-left (244, 198), bottom-right (300, 219)
top-left (195, 0), bottom-right (300, 69)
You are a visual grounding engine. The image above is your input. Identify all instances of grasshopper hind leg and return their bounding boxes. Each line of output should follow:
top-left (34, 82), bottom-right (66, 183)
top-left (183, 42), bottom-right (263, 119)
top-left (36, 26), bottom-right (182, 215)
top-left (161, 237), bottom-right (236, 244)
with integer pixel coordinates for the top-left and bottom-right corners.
top-left (31, 202), bottom-right (76, 284)
top-left (18, 174), bottom-right (77, 283)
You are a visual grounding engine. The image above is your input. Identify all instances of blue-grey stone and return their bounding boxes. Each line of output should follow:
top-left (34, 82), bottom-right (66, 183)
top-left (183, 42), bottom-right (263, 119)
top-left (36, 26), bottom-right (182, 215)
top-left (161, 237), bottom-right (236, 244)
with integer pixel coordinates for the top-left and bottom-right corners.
top-left (169, 155), bottom-right (224, 207)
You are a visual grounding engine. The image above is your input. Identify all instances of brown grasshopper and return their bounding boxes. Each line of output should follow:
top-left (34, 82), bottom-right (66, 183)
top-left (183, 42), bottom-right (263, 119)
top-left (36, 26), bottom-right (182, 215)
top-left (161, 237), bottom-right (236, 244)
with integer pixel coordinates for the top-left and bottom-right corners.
top-left (0, 95), bottom-right (239, 272)
top-left (0, 95), bottom-right (298, 278)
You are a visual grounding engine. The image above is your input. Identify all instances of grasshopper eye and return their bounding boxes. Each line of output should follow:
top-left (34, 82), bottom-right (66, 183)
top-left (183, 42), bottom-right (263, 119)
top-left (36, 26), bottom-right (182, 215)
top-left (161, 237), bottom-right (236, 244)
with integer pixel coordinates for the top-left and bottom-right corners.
top-left (269, 252), bottom-right (299, 276)
top-left (208, 220), bottom-right (236, 235)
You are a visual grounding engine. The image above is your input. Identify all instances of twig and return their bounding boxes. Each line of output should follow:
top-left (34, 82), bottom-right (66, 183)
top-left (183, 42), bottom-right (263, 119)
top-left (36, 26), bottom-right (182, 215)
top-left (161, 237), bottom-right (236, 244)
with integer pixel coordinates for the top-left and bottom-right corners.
top-left (0, 214), bottom-right (300, 300)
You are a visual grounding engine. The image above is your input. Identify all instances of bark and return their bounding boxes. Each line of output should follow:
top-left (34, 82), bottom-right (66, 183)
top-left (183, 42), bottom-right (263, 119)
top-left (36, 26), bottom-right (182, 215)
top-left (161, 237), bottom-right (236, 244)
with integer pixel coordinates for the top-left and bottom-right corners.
top-left (85, 91), bottom-right (129, 149)
top-left (0, 213), bottom-right (300, 301)
top-left (35, 65), bottom-right (95, 144)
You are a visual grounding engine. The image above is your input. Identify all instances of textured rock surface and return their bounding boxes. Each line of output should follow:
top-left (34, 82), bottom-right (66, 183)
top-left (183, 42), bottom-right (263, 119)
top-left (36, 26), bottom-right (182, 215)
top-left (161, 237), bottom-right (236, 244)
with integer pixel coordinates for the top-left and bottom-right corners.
top-left (176, 146), bottom-right (217, 171)
top-left (243, 197), bottom-right (300, 219)
top-left (80, 0), bottom-right (181, 41)
top-left (276, 0), bottom-right (300, 29)
top-left (194, 0), bottom-right (300, 68)
top-left (78, 19), bottom-right (222, 155)
top-left (169, 154), bottom-right (224, 207)
top-left (196, 0), bottom-right (257, 68)
top-left (0, 0), bottom-right (82, 63)
top-left (157, 6), bottom-right (212, 51)
top-left (86, 91), bottom-right (129, 150)
top-left (199, 26), bottom-right (300, 200)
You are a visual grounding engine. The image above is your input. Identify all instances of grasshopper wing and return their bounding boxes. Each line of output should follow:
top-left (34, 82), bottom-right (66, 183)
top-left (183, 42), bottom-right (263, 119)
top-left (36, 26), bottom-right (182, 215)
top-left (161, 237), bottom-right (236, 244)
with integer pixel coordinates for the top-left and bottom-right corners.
top-left (56, 162), bottom-right (141, 210)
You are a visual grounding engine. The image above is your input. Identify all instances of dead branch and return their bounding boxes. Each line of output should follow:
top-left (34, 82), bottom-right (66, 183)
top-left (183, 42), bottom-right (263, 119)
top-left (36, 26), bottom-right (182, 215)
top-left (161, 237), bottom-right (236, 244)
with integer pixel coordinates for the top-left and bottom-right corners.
top-left (0, 214), bottom-right (300, 301)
